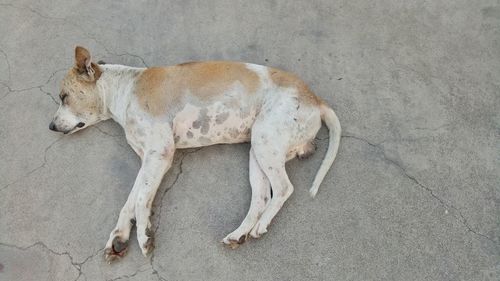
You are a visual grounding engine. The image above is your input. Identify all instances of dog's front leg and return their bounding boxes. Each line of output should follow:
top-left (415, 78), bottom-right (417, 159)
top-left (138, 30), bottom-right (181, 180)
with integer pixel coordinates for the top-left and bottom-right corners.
top-left (105, 136), bottom-right (174, 261)
top-left (104, 179), bottom-right (140, 262)
top-left (134, 146), bottom-right (174, 256)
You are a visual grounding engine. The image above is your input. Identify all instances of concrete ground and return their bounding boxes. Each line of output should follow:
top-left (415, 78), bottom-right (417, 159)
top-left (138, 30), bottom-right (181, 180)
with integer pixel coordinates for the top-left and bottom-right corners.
top-left (0, 0), bottom-right (498, 280)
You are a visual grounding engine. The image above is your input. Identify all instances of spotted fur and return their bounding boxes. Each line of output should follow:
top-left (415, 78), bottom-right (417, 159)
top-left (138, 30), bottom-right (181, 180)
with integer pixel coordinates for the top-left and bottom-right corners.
top-left (49, 46), bottom-right (341, 261)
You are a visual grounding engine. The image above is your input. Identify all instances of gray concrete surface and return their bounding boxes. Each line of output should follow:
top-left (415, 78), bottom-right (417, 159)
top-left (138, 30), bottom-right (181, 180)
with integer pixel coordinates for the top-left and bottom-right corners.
top-left (0, 0), bottom-right (499, 280)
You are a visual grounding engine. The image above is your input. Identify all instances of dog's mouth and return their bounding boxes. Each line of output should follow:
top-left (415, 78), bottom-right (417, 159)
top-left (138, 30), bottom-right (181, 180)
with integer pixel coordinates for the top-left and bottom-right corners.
top-left (63, 122), bottom-right (86, 134)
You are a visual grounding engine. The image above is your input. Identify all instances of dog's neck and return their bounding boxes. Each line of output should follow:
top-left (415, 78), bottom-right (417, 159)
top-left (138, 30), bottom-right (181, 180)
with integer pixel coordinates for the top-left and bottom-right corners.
top-left (97, 64), bottom-right (146, 126)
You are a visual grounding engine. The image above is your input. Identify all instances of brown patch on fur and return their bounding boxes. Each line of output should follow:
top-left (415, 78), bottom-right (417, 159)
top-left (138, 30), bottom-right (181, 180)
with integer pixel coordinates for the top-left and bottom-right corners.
top-left (134, 68), bottom-right (171, 116)
top-left (135, 62), bottom-right (260, 116)
top-left (75, 46), bottom-right (90, 72)
top-left (269, 68), bottom-right (321, 106)
top-left (75, 46), bottom-right (102, 81)
top-left (60, 67), bottom-right (103, 116)
top-left (89, 62), bottom-right (102, 80)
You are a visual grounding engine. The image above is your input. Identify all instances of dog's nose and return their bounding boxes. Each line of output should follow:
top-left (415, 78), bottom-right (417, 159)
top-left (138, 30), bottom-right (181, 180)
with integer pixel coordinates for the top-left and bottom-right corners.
top-left (49, 121), bottom-right (57, 131)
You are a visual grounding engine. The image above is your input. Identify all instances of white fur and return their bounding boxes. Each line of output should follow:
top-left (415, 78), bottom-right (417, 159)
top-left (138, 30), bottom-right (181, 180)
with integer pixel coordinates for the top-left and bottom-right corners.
top-left (51, 104), bottom-right (82, 133)
top-left (52, 62), bottom-right (341, 260)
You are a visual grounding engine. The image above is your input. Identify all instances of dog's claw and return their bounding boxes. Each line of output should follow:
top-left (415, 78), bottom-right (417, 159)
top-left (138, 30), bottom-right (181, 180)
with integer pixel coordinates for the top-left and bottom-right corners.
top-left (104, 237), bottom-right (129, 263)
top-left (141, 237), bottom-right (155, 257)
top-left (104, 247), bottom-right (127, 263)
top-left (222, 234), bottom-right (247, 249)
top-left (139, 228), bottom-right (155, 257)
top-left (223, 239), bottom-right (241, 249)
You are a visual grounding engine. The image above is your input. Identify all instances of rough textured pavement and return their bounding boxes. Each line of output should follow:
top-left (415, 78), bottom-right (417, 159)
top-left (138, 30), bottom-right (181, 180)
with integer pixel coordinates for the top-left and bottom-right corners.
top-left (0, 1), bottom-right (499, 280)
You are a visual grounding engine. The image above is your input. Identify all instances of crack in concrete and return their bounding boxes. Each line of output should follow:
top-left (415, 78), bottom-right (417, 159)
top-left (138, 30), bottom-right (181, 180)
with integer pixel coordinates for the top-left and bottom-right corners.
top-left (342, 134), bottom-right (497, 245)
top-left (0, 82), bottom-right (43, 101)
top-left (0, 4), bottom-right (148, 106)
top-left (0, 66), bottom-right (66, 191)
top-left (0, 241), bottom-right (104, 281)
top-left (37, 68), bottom-right (67, 105)
top-left (0, 3), bottom-right (62, 21)
top-left (113, 52), bottom-right (149, 67)
top-left (151, 268), bottom-right (167, 281)
top-left (39, 86), bottom-right (59, 105)
top-left (152, 147), bottom-right (204, 234)
top-left (75, 248), bottom-right (106, 281)
top-left (0, 241), bottom-right (80, 278)
top-left (79, 31), bottom-right (149, 67)
top-left (413, 123), bottom-right (451, 131)
top-left (0, 3), bottom-right (148, 74)
top-left (41, 67), bottom-right (67, 87)
top-left (0, 2), bottom-right (104, 55)
top-left (148, 147), bottom-right (204, 281)
top-left (0, 3), bottom-right (85, 102)
top-left (105, 268), bottom-right (151, 281)
top-left (0, 67), bottom-right (65, 104)
top-left (0, 136), bottom-right (63, 193)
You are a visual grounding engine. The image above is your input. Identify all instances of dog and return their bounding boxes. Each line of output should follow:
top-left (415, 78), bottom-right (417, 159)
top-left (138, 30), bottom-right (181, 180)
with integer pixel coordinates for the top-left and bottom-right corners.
top-left (49, 46), bottom-right (341, 262)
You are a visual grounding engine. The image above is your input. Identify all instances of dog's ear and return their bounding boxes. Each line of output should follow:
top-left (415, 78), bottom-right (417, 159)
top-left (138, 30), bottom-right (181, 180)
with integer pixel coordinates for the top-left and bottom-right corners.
top-left (74, 46), bottom-right (100, 81)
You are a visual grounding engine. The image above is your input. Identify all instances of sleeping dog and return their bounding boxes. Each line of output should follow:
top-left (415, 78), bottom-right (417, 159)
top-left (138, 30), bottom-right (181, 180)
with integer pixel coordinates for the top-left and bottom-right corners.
top-left (49, 46), bottom-right (341, 262)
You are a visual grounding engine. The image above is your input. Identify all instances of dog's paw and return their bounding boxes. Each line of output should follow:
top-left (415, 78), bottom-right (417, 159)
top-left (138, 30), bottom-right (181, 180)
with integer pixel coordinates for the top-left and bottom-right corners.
top-left (249, 222), bottom-right (268, 239)
top-left (141, 236), bottom-right (154, 256)
top-left (138, 228), bottom-right (155, 257)
top-left (104, 236), bottom-right (129, 263)
top-left (221, 233), bottom-right (247, 249)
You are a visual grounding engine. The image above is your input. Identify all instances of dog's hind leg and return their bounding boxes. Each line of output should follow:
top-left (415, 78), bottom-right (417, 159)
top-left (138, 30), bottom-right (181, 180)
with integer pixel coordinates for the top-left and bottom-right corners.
top-left (222, 147), bottom-right (271, 248)
top-left (247, 96), bottom-right (322, 238)
top-left (249, 145), bottom-right (293, 238)
top-left (245, 114), bottom-right (295, 238)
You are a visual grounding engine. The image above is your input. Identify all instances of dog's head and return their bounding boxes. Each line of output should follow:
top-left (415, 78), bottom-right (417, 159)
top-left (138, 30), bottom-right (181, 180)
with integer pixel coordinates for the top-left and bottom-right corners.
top-left (49, 46), bottom-right (107, 134)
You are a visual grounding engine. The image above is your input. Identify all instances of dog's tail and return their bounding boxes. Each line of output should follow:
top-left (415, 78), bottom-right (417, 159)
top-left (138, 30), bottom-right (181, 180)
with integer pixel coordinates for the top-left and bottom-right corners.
top-left (310, 103), bottom-right (341, 197)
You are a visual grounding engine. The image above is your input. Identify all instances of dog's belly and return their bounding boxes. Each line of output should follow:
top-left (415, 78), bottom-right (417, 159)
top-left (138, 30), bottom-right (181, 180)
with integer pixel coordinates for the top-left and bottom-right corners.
top-left (173, 102), bottom-right (258, 148)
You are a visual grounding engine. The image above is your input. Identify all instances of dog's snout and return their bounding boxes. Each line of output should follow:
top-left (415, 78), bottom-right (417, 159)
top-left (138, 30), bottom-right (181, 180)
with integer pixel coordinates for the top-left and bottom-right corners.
top-left (49, 121), bottom-right (57, 131)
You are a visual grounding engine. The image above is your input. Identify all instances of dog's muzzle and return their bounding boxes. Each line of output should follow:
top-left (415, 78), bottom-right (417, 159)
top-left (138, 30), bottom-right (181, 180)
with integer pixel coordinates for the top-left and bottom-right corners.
top-left (49, 121), bottom-right (85, 133)
top-left (49, 121), bottom-right (57, 131)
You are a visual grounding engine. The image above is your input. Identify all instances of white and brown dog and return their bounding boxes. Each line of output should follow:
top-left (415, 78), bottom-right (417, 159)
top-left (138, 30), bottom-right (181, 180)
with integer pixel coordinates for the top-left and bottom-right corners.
top-left (49, 46), bottom-right (341, 262)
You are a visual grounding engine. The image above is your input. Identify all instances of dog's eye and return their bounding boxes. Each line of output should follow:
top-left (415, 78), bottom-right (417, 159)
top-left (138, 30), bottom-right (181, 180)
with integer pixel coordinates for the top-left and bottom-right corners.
top-left (60, 93), bottom-right (68, 103)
